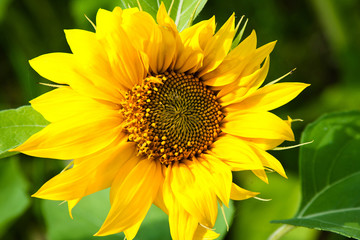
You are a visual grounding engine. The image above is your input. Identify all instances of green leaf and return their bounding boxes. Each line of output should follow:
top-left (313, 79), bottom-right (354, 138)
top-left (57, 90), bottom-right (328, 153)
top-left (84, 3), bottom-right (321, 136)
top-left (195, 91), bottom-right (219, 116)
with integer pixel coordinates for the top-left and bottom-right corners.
top-left (0, 157), bottom-right (30, 237)
top-left (119, 0), bottom-right (207, 31)
top-left (273, 111), bottom-right (360, 239)
top-left (0, 106), bottom-right (49, 159)
top-left (42, 188), bottom-right (234, 239)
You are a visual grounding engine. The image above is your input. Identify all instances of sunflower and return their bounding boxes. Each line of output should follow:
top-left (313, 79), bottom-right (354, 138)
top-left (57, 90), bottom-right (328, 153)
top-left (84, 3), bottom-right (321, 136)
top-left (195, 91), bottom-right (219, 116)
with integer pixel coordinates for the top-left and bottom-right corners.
top-left (12, 3), bottom-right (308, 240)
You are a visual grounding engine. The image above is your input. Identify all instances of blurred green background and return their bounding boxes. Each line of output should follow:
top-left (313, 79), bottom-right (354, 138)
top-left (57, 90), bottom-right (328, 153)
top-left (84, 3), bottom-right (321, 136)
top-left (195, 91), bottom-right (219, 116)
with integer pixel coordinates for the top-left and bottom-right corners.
top-left (0, 0), bottom-right (359, 239)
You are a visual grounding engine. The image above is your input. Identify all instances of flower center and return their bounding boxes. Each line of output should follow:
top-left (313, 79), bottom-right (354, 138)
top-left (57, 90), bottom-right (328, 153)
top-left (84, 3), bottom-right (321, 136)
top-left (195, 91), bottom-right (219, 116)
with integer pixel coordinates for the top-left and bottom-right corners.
top-left (121, 71), bottom-right (223, 164)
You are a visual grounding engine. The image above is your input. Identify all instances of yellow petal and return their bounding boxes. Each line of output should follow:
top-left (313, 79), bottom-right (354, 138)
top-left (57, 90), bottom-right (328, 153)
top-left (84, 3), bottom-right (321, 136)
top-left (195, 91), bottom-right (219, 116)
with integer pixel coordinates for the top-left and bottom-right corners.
top-left (65, 29), bottom-right (99, 58)
top-left (216, 41), bottom-right (275, 103)
top-left (202, 56), bottom-right (244, 87)
top-left (95, 158), bottom-right (162, 236)
top-left (202, 30), bottom-right (257, 87)
top-left (223, 111), bottom-right (294, 141)
top-left (226, 30), bottom-right (257, 60)
top-left (68, 198), bottom-right (81, 219)
top-left (174, 46), bottom-right (204, 74)
top-left (29, 53), bottom-right (73, 85)
top-left (163, 168), bottom-right (199, 240)
top-left (175, 18), bottom-right (215, 73)
top-left (230, 183), bottom-right (259, 200)
top-left (181, 17), bottom-right (215, 50)
top-left (226, 82), bottom-right (310, 112)
top-left (30, 86), bottom-right (118, 122)
top-left (121, 3), bottom-right (179, 74)
top-left (140, 2), bottom-right (179, 73)
top-left (194, 225), bottom-right (220, 240)
top-left (12, 110), bottom-right (122, 159)
top-left (252, 169), bottom-right (269, 183)
top-left (170, 203), bottom-right (199, 240)
top-left (29, 53), bottom-right (121, 103)
top-left (155, 3), bottom-right (179, 72)
top-left (64, 29), bottom-right (127, 98)
top-left (198, 14), bottom-right (236, 76)
top-left (119, 9), bottom-right (157, 74)
top-left (96, 8), bottom-right (147, 88)
top-left (198, 154), bottom-right (232, 207)
top-left (218, 56), bottom-right (270, 105)
top-left (241, 41), bottom-right (276, 77)
top-left (168, 201), bottom-right (198, 240)
top-left (124, 220), bottom-right (142, 240)
top-left (168, 160), bottom-right (218, 228)
top-left (121, 10), bottom-right (155, 50)
top-left (251, 144), bottom-right (287, 178)
top-left (157, 2), bottom-right (177, 33)
top-left (237, 137), bottom-right (285, 151)
top-left (210, 135), bottom-right (264, 171)
top-left (108, 155), bottom-right (141, 205)
top-left (32, 138), bottom-right (136, 200)
top-left (153, 167), bottom-right (169, 215)
top-left (231, 117), bottom-right (295, 150)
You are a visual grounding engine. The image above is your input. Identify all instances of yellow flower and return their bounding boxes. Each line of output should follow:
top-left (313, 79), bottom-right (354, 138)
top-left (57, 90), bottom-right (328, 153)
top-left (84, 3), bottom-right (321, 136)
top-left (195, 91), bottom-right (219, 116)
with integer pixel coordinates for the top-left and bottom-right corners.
top-left (12, 3), bottom-right (308, 240)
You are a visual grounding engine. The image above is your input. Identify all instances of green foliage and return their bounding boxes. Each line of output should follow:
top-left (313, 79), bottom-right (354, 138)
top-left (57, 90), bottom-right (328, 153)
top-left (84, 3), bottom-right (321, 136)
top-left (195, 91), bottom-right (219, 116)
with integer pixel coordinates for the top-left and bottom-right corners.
top-left (273, 111), bottom-right (360, 239)
top-left (231, 172), bottom-right (318, 240)
top-left (42, 189), bottom-right (123, 240)
top-left (118, 0), bottom-right (207, 31)
top-left (0, 106), bottom-right (48, 159)
top-left (0, 0), bottom-right (11, 23)
top-left (308, 0), bottom-right (360, 86)
top-left (0, 157), bottom-right (30, 237)
top-left (42, 188), bottom-right (234, 239)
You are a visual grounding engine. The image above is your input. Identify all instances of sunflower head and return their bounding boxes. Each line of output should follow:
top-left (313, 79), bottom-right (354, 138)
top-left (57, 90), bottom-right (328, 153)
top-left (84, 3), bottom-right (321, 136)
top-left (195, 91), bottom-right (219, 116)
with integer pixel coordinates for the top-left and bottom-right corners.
top-left (11, 2), bottom-right (308, 240)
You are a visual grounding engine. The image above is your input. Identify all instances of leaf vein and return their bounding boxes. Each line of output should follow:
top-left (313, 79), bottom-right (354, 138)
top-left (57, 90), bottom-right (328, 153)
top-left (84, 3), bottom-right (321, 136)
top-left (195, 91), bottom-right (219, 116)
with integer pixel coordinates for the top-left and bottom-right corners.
top-left (298, 171), bottom-right (360, 217)
top-left (303, 207), bottom-right (360, 219)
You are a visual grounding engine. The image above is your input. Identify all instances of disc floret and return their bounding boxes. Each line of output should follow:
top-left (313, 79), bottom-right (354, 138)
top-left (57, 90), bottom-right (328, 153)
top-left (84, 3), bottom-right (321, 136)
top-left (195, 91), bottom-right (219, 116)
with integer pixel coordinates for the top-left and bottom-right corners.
top-left (121, 72), bottom-right (223, 164)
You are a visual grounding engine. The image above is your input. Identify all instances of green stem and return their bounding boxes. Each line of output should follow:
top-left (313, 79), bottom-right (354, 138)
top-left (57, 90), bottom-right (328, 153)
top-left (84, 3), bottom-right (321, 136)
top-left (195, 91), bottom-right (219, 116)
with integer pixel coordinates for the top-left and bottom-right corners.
top-left (267, 224), bottom-right (295, 240)
top-left (309, 0), bottom-right (348, 53)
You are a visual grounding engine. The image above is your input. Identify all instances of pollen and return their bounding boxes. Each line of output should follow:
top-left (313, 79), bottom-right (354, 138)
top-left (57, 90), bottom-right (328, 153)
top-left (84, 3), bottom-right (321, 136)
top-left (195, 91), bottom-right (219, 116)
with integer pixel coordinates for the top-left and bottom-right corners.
top-left (120, 71), bottom-right (223, 164)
